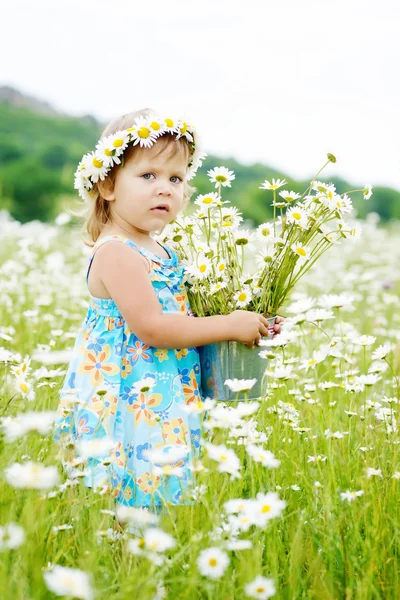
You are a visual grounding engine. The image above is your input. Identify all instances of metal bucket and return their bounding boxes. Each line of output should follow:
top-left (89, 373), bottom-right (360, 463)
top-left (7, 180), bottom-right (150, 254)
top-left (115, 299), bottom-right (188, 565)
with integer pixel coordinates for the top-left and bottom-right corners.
top-left (198, 316), bottom-right (276, 401)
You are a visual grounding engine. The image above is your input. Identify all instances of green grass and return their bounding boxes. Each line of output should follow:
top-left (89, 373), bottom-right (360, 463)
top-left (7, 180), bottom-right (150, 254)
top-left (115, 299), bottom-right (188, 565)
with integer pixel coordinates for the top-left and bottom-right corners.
top-left (0, 214), bottom-right (399, 599)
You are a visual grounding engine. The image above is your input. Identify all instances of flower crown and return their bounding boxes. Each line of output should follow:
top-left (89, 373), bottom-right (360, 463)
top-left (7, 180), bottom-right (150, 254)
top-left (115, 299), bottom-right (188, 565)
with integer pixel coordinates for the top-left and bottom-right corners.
top-left (74, 113), bottom-right (206, 201)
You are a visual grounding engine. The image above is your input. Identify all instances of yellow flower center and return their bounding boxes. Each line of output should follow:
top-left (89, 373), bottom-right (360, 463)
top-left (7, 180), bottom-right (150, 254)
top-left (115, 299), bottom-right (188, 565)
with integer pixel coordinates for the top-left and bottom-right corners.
top-left (238, 293), bottom-right (247, 302)
top-left (165, 118), bottom-right (174, 128)
top-left (105, 148), bottom-right (113, 156)
top-left (257, 588), bottom-right (265, 593)
top-left (209, 558), bottom-right (217, 567)
top-left (150, 121), bottom-right (161, 130)
top-left (262, 504), bottom-right (271, 513)
top-left (220, 455), bottom-right (227, 461)
top-left (218, 264), bottom-right (225, 271)
top-left (20, 382), bottom-right (29, 394)
top-left (215, 175), bottom-right (227, 182)
top-left (202, 197), bottom-right (214, 204)
top-left (199, 264), bottom-right (207, 273)
top-left (93, 157), bottom-right (103, 169)
top-left (261, 228), bottom-right (271, 236)
top-left (180, 122), bottom-right (188, 133)
top-left (113, 138), bottom-right (124, 148)
top-left (292, 212), bottom-right (301, 220)
top-left (138, 127), bottom-right (151, 139)
top-left (296, 248), bottom-right (307, 257)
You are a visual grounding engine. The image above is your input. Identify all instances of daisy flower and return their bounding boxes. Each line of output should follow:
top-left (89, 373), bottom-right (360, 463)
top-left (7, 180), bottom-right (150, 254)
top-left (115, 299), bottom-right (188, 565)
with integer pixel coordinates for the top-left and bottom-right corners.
top-left (5, 461), bottom-right (59, 489)
top-left (363, 184), bottom-right (373, 200)
top-left (340, 489), bottom-right (364, 502)
top-left (162, 117), bottom-right (181, 134)
top-left (372, 344), bottom-right (391, 360)
top-left (176, 120), bottom-right (194, 142)
top-left (0, 522), bottom-right (25, 550)
top-left (224, 378), bottom-right (257, 392)
top-left (43, 566), bottom-right (93, 600)
top-left (243, 491), bottom-right (286, 526)
top-left (81, 151), bottom-right (109, 183)
top-left (278, 190), bottom-right (301, 203)
top-left (255, 244), bottom-right (276, 268)
top-left (256, 222), bottom-right (274, 239)
top-left (130, 116), bottom-right (158, 148)
top-left (132, 376), bottom-right (156, 394)
top-left (210, 281), bottom-right (228, 295)
top-left (207, 166), bottom-right (236, 188)
top-left (259, 178), bottom-right (287, 190)
top-left (96, 131), bottom-right (130, 166)
top-left (197, 547), bottom-right (230, 580)
top-left (194, 192), bottom-right (221, 211)
top-left (245, 575), bottom-right (276, 599)
top-left (220, 207), bottom-right (243, 230)
top-left (143, 528), bottom-right (176, 552)
top-left (291, 242), bottom-right (310, 264)
top-left (234, 287), bottom-right (253, 308)
top-left (246, 444), bottom-right (280, 468)
top-left (286, 206), bottom-right (310, 229)
top-left (366, 467), bottom-right (382, 478)
top-left (184, 254), bottom-right (211, 280)
top-left (204, 442), bottom-right (241, 478)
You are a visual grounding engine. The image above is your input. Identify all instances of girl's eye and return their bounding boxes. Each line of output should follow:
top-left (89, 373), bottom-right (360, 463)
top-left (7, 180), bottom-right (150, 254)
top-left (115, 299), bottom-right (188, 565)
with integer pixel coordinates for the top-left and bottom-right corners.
top-left (142, 173), bottom-right (182, 183)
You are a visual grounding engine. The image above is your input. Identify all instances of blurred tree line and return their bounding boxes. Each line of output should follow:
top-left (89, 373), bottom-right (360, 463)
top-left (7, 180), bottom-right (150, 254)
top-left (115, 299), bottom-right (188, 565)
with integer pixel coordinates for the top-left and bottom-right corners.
top-left (0, 102), bottom-right (399, 224)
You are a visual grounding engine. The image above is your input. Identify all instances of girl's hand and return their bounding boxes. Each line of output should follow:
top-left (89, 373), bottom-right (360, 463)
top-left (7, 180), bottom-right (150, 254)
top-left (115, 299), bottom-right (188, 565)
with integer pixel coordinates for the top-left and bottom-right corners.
top-left (227, 310), bottom-right (272, 349)
top-left (270, 316), bottom-right (283, 338)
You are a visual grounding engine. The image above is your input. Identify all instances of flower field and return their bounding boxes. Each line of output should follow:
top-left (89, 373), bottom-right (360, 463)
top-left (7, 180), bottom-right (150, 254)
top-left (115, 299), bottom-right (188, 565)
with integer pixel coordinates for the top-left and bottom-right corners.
top-left (0, 211), bottom-right (399, 599)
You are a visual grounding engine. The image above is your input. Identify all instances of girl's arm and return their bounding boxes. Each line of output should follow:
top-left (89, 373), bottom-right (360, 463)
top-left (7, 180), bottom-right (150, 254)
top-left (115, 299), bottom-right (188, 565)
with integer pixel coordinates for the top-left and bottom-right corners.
top-left (95, 242), bottom-right (271, 349)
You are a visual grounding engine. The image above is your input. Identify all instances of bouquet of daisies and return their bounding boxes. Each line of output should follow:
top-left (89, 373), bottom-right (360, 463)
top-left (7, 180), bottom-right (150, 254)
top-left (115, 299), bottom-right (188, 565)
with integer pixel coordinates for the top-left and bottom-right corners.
top-left (159, 154), bottom-right (372, 318)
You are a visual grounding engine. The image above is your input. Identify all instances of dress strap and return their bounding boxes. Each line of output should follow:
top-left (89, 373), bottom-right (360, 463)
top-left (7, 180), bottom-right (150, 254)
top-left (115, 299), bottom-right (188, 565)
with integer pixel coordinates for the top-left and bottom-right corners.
top-left (86, 234), bottom-right (142, 285)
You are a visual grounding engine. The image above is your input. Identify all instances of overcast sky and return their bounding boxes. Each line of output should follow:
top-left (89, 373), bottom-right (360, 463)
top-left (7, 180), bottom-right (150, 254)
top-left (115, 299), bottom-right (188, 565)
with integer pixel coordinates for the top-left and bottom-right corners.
top-left (1, 0), bottom-right (399, 190)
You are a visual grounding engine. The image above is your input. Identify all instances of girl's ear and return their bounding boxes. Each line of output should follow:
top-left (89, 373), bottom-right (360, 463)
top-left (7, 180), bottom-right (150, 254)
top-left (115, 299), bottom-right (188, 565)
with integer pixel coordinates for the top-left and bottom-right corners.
top-left (97, 177), bottom-right (116, 202)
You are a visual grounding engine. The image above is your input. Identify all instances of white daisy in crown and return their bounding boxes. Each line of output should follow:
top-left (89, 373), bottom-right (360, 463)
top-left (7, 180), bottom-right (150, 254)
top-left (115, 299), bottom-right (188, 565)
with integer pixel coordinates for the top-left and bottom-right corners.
top-left (162, 117), bottom-right (181, 134)
top-left (82, 151), bottom-right (109, 183)
top-left (129, 116), bottom-right (158, 148)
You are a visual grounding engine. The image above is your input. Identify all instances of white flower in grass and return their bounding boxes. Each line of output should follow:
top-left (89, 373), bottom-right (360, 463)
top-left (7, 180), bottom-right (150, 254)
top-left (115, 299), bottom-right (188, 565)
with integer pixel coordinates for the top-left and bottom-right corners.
top-left (14, 376), bottom-right (35, 402)
top-left (0, 410), bottom-right (57, 442)
top-left (245, 575), bottom-right (276, 599)
top-left (227, 539), bottom-right (253, 551)
top-left (392, 472), bottom-right (400, 480)
top-left (307, 455), bottom-right (327, 463)
top-left (340, 490), bottom-right (364, 502)
top-left (256, 222), bottom-right (274, 239)
top-left (0, 523), bottom-right (25, 550)
top-left (116, 506), bottom-right (158, 526)
top-left (372, 344), bottom-right (391, 360)
top-left (43, 565), bottom-right (93, 600)
top-left (235, 402), bottom-right (260, 417)
top-left (266, 365), bottom-right (293, 380)
top-left (318, 293), bottom-right (354, 310)
top-left (132, 377), bottom-right (156, 394)
top-left (259, 178), bottom-right (287, 190)
top-left (353, 335), bottom-right (376, 347)
top-left (363, 184), bottom-right (373, 200)
top-left (144, 528), bottom-right (176, 552)
top-left (197, 547), bottom-right (230, 579)
top-left (243, 492), bottom-right (286, 527)
top-left (182, 397), bottom-right (216, 414)
top-left (286, 206), bottom-right (310, 229)
top-left (207, 166), bottom-right (235, 188)
top-left (194, 192), bottom-right (221, 211)
top-left (5, 461), bottom-right (59, 489)
top-left (224, 378), bottom-right (257, 392)
top-left (77, 438), bottom-right (116, 459)
top-left (358, 373), bottom-right (381, 386)
top-left (234, 287), bottom-right (253, 308)
top-left (224, 498), bottom-right (249, 514)
top-left (143, 444), bottom-right (190, 465)
top-left (279, 190), bottom-right (301, 204)
top-left (204, 443), bottom-right (241, 478)
top-left (366, 467), bottom-right (382, 478)
top-left (291, 242), bottom-right (310, 264)
top-left (298, 350), bottom-right (327, 372)
top-left (305, 308), bottom-right (335, 323)
top-left (246, 444), bottom-right (280, 468)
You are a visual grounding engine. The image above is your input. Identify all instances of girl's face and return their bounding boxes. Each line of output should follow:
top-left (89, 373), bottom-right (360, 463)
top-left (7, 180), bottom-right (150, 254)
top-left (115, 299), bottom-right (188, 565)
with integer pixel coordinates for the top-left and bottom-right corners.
top-left (106, 142), bottom-right (188, 235)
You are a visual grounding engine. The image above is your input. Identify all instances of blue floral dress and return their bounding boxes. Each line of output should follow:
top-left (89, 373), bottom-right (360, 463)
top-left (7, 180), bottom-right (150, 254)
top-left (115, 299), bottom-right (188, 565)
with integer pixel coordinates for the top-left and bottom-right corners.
top-left (54, 234), bottom-right (204, 507)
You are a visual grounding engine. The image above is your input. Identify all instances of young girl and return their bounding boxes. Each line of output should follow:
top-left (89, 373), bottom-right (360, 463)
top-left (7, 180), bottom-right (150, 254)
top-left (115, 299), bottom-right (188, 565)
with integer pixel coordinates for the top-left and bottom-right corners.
top-left (53, 108), bottom-right (282, 509)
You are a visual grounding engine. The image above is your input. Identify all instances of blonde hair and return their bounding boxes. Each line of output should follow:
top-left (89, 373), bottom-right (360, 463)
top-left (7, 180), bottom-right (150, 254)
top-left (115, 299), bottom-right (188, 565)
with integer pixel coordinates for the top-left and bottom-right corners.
top-left (73, 108), bottom-right (196, 246)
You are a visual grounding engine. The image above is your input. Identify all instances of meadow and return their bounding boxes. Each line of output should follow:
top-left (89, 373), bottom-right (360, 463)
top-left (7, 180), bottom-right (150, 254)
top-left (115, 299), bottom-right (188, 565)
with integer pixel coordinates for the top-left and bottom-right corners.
top-left (0, 210), bottom-right (399, 599)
